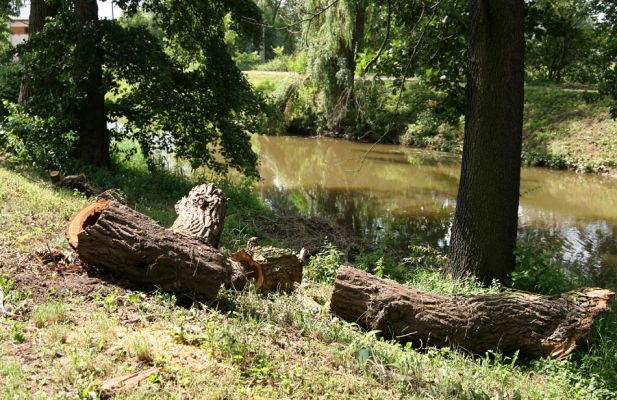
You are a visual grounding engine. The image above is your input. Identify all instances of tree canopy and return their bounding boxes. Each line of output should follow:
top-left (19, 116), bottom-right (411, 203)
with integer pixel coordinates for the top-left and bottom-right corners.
top-left (1, 0), bottom-right (265, 176)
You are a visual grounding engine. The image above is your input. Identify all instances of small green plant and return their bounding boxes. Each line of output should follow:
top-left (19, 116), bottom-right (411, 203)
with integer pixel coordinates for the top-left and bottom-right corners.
top-left (10, 322), bottom-right (25, 343)
top-left (170, 325), bottom-right (188, 344)
top-left (130, 335), bottom-right (154, 364)
top-left (31, 300), bottom-right (68, 328)
top-left (305, 242), bottom-right (345, 283)
top-left (512, 233), bottom-right (578, 295)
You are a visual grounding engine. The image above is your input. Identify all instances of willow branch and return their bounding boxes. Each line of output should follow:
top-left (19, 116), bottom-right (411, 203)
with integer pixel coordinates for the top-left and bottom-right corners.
top-left (362, 0), bottom-right (392, 76)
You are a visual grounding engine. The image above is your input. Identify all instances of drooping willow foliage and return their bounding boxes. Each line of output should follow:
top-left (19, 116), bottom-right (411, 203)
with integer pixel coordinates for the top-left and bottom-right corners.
top-left (303, 0), bottom-right (368, 133)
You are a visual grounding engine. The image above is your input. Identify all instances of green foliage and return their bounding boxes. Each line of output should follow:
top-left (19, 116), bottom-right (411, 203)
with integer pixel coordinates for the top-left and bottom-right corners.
top-left (525, 0), bottom-right (604, 84)
top-left (1, 102), bottom-right (78, 169)
top-left (234, 50), bottom-right (261, 70)
top-left (0, 57), bottom-right (20, 113)
top-left (305, 242), bottom-right (346, 283)
top-left (254, 52), bottom-right (308, 73)
top-left (512, 233), bottom-right (580, 295)
top-left (0, 0), bottom-right (265, 176)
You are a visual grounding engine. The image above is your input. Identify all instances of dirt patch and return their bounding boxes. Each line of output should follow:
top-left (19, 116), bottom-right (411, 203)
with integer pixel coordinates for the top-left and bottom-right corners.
top-left (243, 210), bottom-right (371, 256)
top-left (1, 248), bottom-right (135, 305)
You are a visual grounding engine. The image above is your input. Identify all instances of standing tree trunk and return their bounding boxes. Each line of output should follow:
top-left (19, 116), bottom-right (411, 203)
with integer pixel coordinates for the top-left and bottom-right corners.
top-left (74, 0), bottom-right (110, 167)
top-left (447, 0), bottom-right (525, 283)
top-left (17, 0), bottom-right (46, 103)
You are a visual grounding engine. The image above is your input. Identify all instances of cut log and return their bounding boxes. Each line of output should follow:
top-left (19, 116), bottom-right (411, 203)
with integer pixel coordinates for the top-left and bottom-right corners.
top-left (170, 183), bottom-right (227, 247)
top-left (67, 196), bottom-right (303, 300)
top-left (51, 172), bottom-right (101, 197)
top-left (330, 266), bottom-right (615, 358)
top-left (67, 200), bottom-right (258, 301)
top-left (50, 170), bottom-right (61, 184)
top-left (231, 240), bottom-right (303, 292)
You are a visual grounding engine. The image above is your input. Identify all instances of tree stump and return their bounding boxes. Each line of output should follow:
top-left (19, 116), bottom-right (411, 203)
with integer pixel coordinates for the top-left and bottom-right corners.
top-left (330, 266), bottom-right (615, 358)
top-left (231, 240), bottom-right (303, 292)
top-left (170, 183), bottom-right (227, 248)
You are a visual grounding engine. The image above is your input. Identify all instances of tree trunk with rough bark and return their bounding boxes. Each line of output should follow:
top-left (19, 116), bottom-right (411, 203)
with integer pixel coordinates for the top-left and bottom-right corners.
top-left (330, 266), bottom-right (614, 358)
top-left (67, 187), bottom-right (304, 300)
top-left (74, 0), bottom-right (110, 167)
top-left (67, 200), bottom-right (252, 301)
top-left (447, 0), bottom-right (525, 283)
top-left (170, 183), bottom-right (228, 248)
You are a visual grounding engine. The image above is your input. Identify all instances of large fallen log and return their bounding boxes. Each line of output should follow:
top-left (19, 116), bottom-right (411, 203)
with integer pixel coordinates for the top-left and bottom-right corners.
top-left (330, 266), bottom-right (615, 357)
top-left (66, 187), bottom-right (304, 300)
top-left (50, 171), bottom-right (102, 197)
top-left (67, 200), bottom-right (254, 301)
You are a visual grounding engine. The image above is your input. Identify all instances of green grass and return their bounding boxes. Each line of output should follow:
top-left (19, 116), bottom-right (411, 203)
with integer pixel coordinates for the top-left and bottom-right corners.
top-left (0, 153), bottom-right (616, 398)
top-left (522, 86), bottom-right (617, 172)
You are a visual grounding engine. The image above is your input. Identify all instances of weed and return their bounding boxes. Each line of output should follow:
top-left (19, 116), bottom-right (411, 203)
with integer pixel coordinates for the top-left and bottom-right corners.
top-left (305, 242), bottom-right (345, 283)
top-left (9, 322), bottom-right (25, 344)
top-left (130, 335), bottom-right (154, 364)
top-left (31, 300), bottom-right (68, 328)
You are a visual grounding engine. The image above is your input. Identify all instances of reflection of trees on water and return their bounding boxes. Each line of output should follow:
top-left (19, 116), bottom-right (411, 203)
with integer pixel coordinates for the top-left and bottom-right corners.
top-left (260, 186), bottom-right (452, 251)
top-left (518, 221), bottom-right (617, 287)
top-left (254, 135), bottom-right (617, 284)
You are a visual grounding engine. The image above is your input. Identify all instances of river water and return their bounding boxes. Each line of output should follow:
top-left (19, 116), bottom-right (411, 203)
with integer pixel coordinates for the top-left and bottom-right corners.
top-left (253, 135), bottom-right (617, 283)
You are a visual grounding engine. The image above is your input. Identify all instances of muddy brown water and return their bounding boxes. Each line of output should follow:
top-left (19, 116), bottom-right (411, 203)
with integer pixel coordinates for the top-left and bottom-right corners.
top-left (253, 135), bottom-right (617, 284)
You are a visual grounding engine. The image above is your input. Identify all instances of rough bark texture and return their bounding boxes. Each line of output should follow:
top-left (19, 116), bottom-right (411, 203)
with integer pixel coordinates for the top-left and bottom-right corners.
top-left (51, 172), bottom-right (102, 197)
top-left (170, 183), bottom-right (228, 248)
top-left (74, 0), bottom-right (110, 167)
top-left (68, 201), bottom-right (235, 301)
top-left (231, 242), bottom-right (303, 292)
top-left (331, 266), bottom-right (615, 358)
top-left (67, 196), bottom-right (302, 299)
top-left (447, 0), bottom-right (525, 283)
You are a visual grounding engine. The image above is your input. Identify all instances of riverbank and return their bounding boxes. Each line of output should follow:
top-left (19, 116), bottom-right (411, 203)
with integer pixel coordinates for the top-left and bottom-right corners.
top-left (247, 71), bottom-right (617, 174)
top-left (1, 154), bottom-right (616, 398)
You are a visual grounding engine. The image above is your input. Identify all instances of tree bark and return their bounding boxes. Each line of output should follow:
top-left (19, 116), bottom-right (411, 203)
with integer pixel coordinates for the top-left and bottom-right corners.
top-left (18, 0), bottom-right (46, 103)
top-left (67, 200), bottom-right (257, 301)
top-left (170, 183), bottom-right (228, 248)
top-left (231, 243), bottom-right (303, 292)
top-left (330, 266), bottom-right (615, 358)
top-left (67, 194), bottom-right (304, 299)
top-left (74, 0), bottom-right (110, 167)
top-left (447, 0), bottom-right (525, 283)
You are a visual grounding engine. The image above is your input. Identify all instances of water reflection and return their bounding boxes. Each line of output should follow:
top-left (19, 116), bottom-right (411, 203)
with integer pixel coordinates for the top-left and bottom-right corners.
top-left (253, 135), bottom-right (617, 280)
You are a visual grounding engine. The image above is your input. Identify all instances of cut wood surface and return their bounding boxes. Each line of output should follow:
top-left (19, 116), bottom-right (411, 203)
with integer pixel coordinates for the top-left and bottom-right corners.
top-left (170, 183), bottom-right (228, 247)
top-left (330, 266), bottom-right (615, 358)
top-left (67, 189), bottom-right (303, 300)
top-left (68, 200), bottom-right (235, 301)
top-left (231, 242), bottom-right (303, 292)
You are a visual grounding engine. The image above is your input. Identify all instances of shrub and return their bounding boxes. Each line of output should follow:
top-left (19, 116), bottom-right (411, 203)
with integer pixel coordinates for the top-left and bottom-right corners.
top-left (305, 243), bottom-right (345, 283)
top-left (512, 232), bottom-right (580, 295)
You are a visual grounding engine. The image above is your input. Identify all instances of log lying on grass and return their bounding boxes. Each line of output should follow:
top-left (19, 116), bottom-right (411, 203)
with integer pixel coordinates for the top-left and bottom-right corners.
top-left (51, 171), bottom-right (102, 197)
top-left (231, 241), bottom-right (303, 292)
top-left (66, 186), bottom-right (304, 301)
top-left (330, 266), bottom-right (615, 358)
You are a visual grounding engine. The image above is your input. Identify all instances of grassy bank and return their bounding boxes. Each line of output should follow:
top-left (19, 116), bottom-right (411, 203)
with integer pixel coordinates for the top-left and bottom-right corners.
top-left (1, 153), bottom-right (616, 398)
top-left (246, 71), bottom-right (617, 174)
